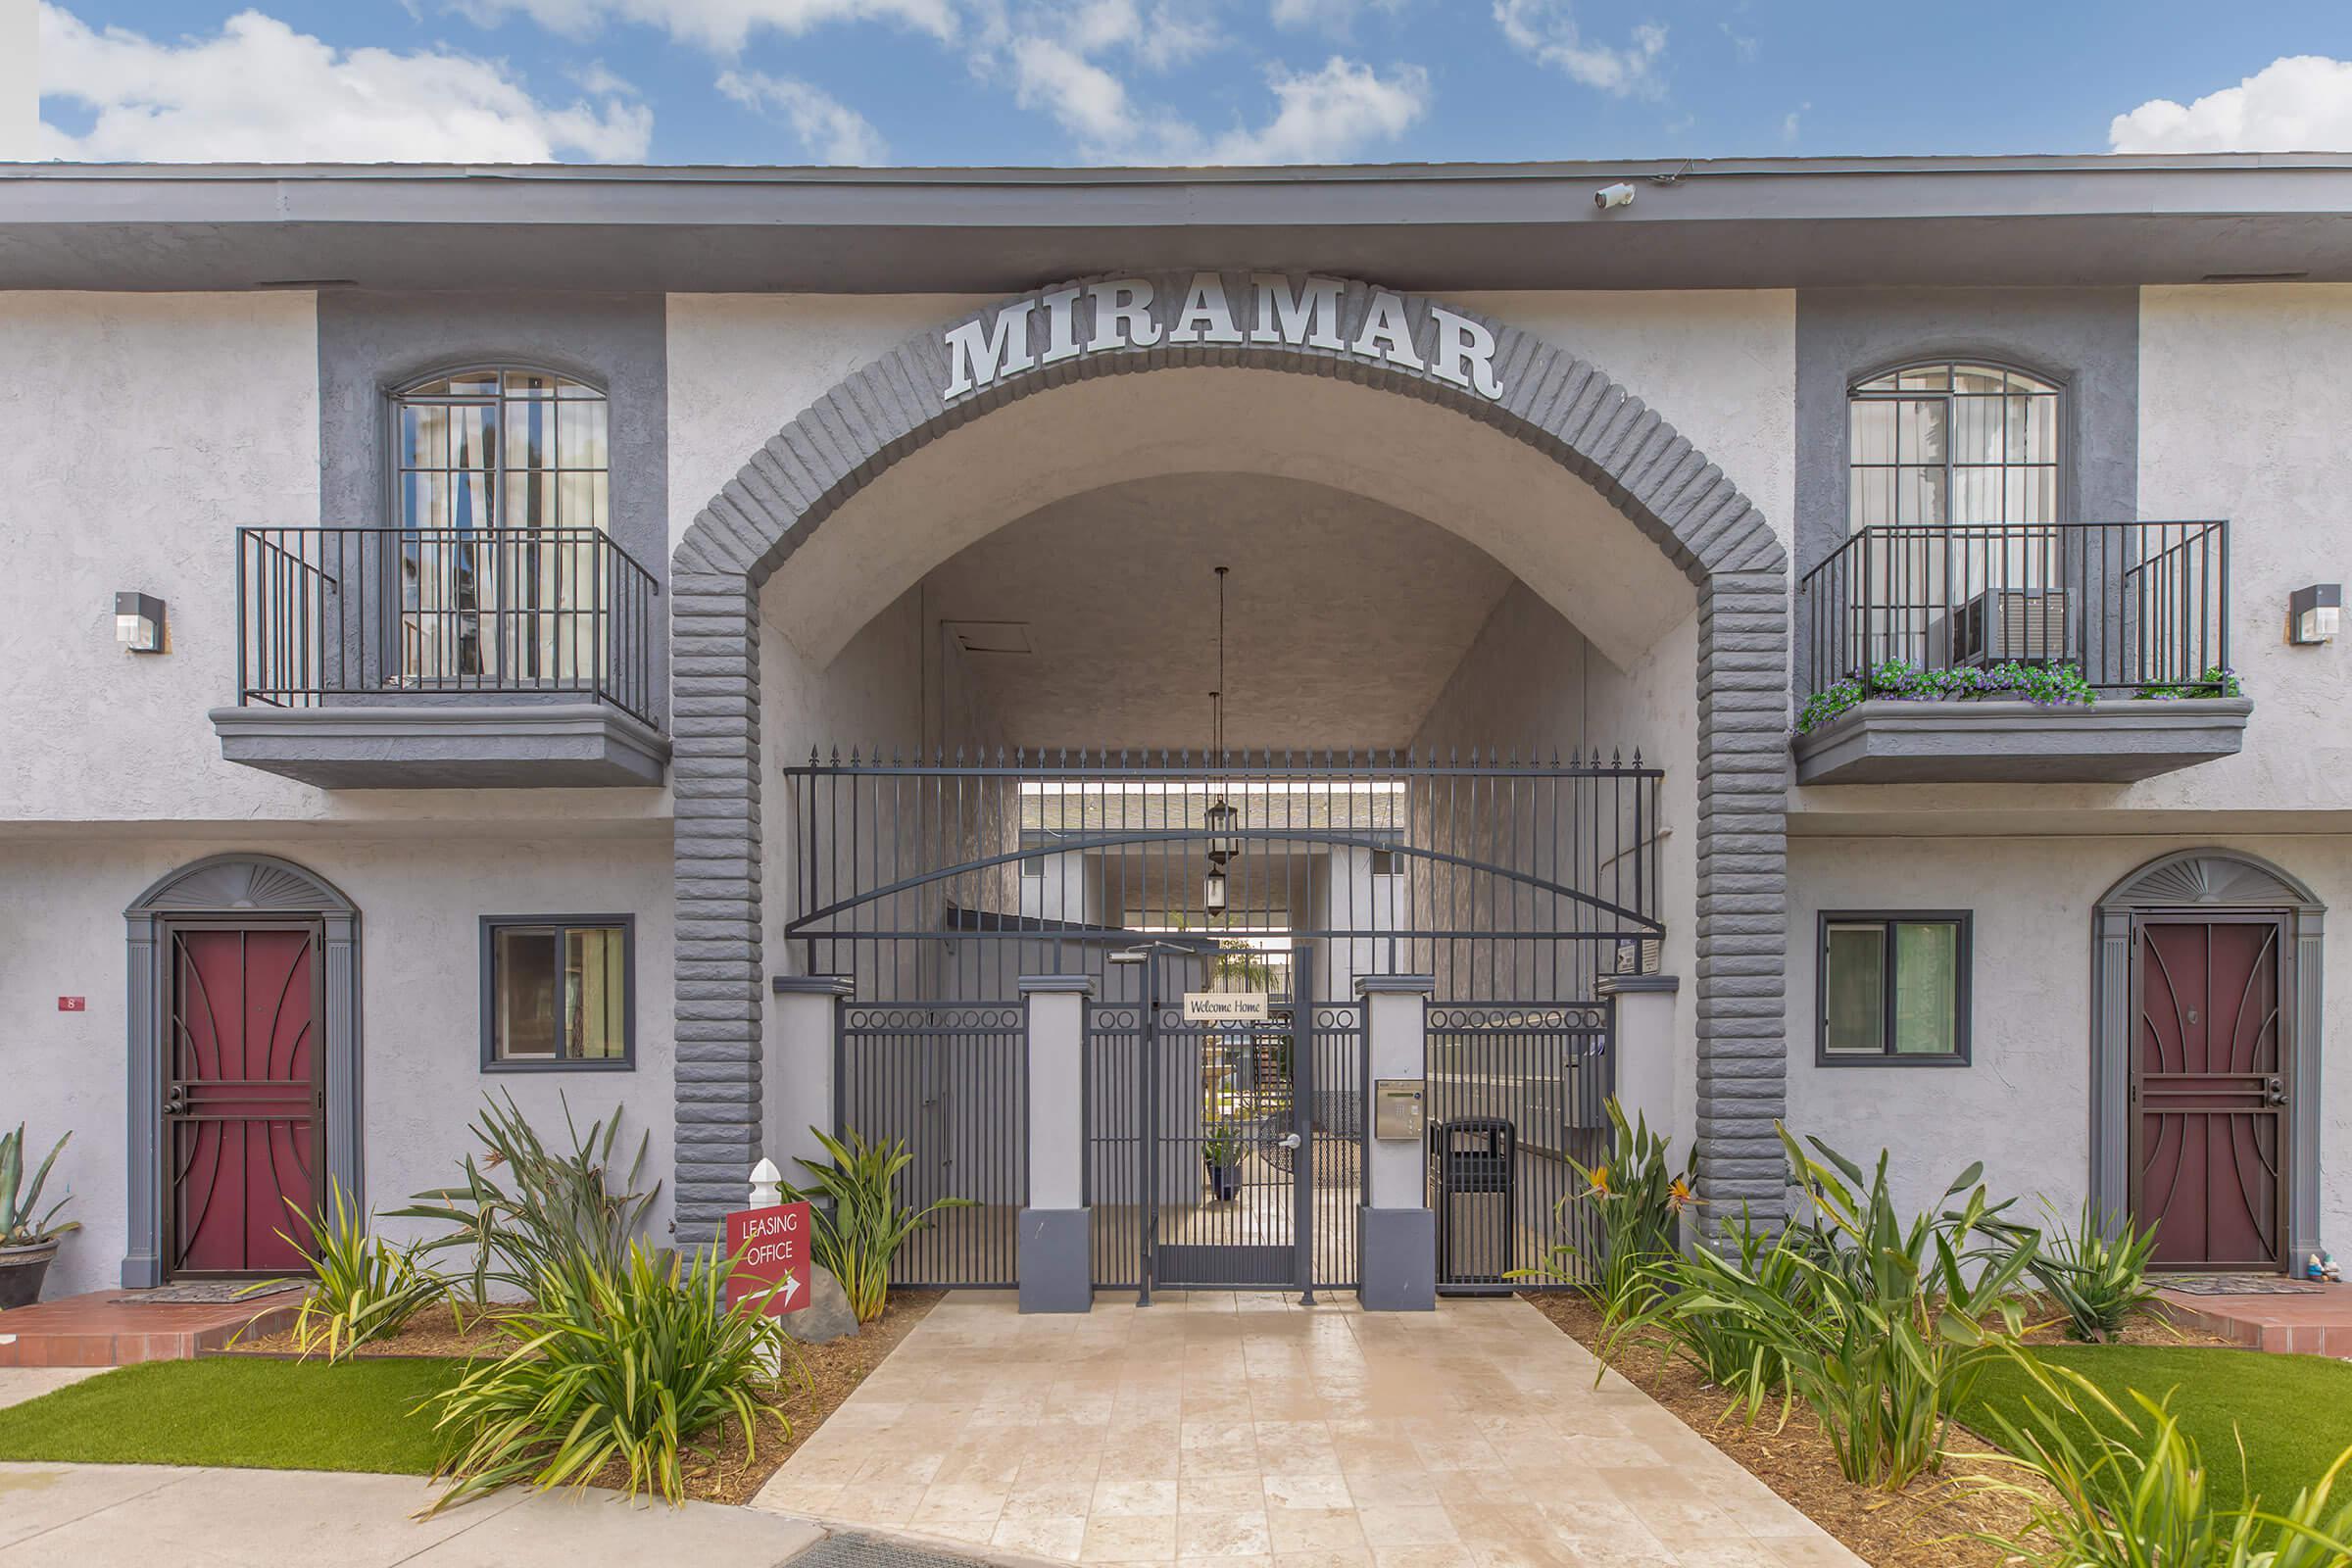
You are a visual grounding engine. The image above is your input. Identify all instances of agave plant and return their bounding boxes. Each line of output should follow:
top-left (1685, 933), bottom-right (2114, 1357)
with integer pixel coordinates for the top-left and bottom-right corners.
top-left (0, 1125), bottom-right (78, 1249)
top-left (782, 1126), bottom-right (974, 1322)
top-left (262, 1183), bottom-right (446, 1362)
top-left (388, 1093), bottom-right (657, 1305)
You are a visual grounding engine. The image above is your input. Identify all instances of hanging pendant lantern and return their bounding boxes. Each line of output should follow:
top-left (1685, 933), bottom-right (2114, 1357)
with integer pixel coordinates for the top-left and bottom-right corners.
top-left (1204, 795), bottom-right (1239, 862)
top-left (1202, 865), bottom-right (1230, 916)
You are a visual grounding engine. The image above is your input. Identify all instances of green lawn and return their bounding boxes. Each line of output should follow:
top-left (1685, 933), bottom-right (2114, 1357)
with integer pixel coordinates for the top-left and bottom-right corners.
top-left (0, 1356), bottom-right (467, 1475)
top-left (1960, 1345), bottom-right (2352, 1513)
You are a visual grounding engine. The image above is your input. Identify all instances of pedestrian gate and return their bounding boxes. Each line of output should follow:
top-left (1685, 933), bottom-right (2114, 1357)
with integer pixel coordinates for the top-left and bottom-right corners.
top-left (786, 749), bottom-right (1661, 1295)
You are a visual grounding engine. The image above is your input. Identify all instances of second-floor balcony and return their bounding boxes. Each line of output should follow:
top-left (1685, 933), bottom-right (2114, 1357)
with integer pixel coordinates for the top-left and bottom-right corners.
top-left (1792, 520), bottom-right (2252, 785)
top-left (209, 527), bottom-right (669, 788)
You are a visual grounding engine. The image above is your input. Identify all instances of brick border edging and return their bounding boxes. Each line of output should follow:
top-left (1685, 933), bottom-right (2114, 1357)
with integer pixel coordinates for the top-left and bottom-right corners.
top-left (668, 275), bottom-right (1792, 1236)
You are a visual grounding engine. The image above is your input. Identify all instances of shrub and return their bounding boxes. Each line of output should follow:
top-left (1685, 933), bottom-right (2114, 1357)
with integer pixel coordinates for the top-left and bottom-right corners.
top-left (2025, 1200), bottom-right (2163, 1344)
top-left (1796, 659), bottom-right (2099, 734)
top-left (783, 1126), bottom-right (974, 1323)
top-left (268, 1183), bottom-right (445, 1361)
top-left (390, 1094), bottom-right (657, 1304)
top-left (1975, 1351), bottom-right (2352, 1568)
top-left (2132, 665), bottom-right (2244, 702)
top-left (422, 1242), bottom-right (797, 1511)
top-left (1518, 1098), bottom-right (1695, 1331)
top-left (1658, 1128), bottom-right (2037, 1490)
top-left (1625, 1203), bottom-right (1802, 1398)
top-left (0, 1124), bottom-right (77, 1247)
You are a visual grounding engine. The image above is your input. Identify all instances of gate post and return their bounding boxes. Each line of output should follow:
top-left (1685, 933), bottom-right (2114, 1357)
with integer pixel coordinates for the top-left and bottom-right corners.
top-left (1018, 975), bottom-right (1095, 1313)
top-left (767, 975), bottom-right (854, 1172)
top-left (1597, 974), bottom-right (1680, 1156)
top-left (1357, 974), bottom-right (1436, 1311)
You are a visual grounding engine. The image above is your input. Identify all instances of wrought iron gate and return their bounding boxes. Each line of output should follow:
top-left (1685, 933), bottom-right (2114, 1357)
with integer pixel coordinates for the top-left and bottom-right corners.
top-left (795, 748), bottom-right (1660, 1291)
top-left (1081, 950), bottom-right (1364, 1296)
top-left (1426, 1002), bottom-right (1613, 1292)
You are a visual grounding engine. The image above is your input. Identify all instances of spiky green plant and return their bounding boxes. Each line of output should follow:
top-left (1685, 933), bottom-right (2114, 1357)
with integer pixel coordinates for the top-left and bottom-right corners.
top-left (1655, 1128), bottom-right (2038, 1490)
top-left (782, 1126), bottom-right (974, 1322)
top-left (1513, 1098), bottom-right (1695, 1331)
top-left (388, 1094), bottom-right (656, 1304)
top-left (1974, 1350), bottom-right (2352, 1568)
top-left (0, 1124), bottom-right (77, 1248)
top-left (263, 1183), bottom-right (446, 1361)
top-left (420, 1242), bottom-right (799, 1512)
top-left (2027, 1200), bottom-right (2164, 1344)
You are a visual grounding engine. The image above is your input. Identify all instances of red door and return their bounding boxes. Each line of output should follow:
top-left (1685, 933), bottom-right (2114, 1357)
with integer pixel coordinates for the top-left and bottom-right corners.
top-left (166, 926), bottom-right (323, 1277)
top-left (2133, 918), bottom-right (2287, 1270)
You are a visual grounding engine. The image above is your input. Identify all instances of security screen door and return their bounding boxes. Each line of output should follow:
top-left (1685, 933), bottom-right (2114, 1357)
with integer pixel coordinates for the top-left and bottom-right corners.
top-left (2133, 917), bottom-right (2288, 1271)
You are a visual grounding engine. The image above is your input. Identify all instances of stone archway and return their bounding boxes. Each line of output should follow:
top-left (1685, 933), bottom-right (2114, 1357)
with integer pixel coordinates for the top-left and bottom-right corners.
top-left (2091, 848), bottom-right (2326, 1266)
top-left (122, 853), bottom-right (362, 1287)
top-left (669, 272), bottom-right (1791, 1237)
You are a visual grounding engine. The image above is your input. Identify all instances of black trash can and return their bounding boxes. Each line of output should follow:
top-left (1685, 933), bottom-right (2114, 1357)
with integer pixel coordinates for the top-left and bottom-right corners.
top-left (1431, 1117), bottom-right (1516, 1287)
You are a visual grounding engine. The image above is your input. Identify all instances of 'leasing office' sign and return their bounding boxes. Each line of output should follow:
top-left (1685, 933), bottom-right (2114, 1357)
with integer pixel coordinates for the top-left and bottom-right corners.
top-left (942, 273), bottom-right (1506, 403)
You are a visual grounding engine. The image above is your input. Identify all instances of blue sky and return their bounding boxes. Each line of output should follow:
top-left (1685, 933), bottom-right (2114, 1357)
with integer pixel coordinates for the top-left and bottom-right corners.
top-left (33, 0), bottom-right (2352, 166)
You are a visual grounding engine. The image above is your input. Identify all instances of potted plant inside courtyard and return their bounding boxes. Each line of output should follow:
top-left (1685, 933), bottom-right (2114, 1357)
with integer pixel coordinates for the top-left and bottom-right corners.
top-left (1202, 1125), bottom-right (1243, 1202)
top-left (0, 1124), bottom-right (77, 1310)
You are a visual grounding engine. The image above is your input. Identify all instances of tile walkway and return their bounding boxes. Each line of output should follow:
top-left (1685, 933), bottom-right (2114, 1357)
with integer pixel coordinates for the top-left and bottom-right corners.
top-left (0, 1288), bottom-right (301, 1367)
top-left (2156, 1280), bottom-right (2352, 1355)
top-left (753, 1291), bottom-right (1863, 1567)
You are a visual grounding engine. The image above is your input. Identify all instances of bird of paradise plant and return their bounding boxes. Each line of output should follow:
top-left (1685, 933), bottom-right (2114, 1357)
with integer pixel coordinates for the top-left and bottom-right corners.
top-left (1514, 1097), bottom-right (1695, 1331)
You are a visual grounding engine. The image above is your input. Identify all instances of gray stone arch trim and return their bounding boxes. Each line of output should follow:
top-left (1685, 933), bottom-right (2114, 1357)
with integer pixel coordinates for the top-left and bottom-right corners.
top-left (2090, 848), bottom-right (2325, 1267)
top-left (122, 853), bottom-right (363, 1287)
top-left (668, 272), bottom-right (1792, 1236)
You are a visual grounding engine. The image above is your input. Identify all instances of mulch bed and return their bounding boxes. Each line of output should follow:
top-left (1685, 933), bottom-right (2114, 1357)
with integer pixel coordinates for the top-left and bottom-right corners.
top-left (223, 1291), bottom-right (945, 1507)
top-left (1520, 1293), bottom-right (2234, 1568)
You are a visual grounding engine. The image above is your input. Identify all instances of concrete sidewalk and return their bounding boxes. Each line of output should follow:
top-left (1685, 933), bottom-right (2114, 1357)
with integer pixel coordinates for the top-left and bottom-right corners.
top-left (0, 1462), bottom-right (835, 1568)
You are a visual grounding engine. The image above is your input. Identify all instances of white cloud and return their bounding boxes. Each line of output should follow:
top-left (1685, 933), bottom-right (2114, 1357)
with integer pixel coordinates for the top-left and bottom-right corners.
top-left (1209, 56), bottom-right (1428, 163)
top-left (717, 69), bottom-right (888, 162)
top-left (1493, 0), bottom-right (1665, 99)
top-left (446, 0), bottom-right (958, 55)
top-left (37, 4), bottom-right (651, 162)
top-left (1269, 0), bottom-right (1404, 35)
top-left (2110, 55), bottom-right (2352, 153)
top-left (1781, 101), bottom-right (1807, 144)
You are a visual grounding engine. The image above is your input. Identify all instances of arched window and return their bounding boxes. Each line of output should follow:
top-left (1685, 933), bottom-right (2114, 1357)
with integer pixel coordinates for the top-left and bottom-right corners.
top-left (1841, 362), bottom-right (2065, 671)
top-left (1848, 361), bottom-right (2059, 531)
top-left (392, 368), bottom-right (611, 683)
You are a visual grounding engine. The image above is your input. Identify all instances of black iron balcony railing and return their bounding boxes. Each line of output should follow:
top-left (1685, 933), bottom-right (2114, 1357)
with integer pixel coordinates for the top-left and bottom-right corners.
top-left (235, 527), bottom-right (661, 726)
top-left (1796, 520), bottom-right (2230, 701)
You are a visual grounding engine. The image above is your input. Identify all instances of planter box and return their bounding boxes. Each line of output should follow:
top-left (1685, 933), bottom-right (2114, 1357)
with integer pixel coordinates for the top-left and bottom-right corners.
top-left (1793, 697), bottom-right (2254, 785)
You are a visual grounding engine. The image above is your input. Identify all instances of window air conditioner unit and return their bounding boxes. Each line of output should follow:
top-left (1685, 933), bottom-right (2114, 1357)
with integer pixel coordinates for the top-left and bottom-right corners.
top-left (1952, 588), bottom-right (2071, 666)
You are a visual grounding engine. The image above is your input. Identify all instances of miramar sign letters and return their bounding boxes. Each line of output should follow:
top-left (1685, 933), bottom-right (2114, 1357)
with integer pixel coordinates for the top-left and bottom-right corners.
top-left (943, 272), bottom-right (1506, 403)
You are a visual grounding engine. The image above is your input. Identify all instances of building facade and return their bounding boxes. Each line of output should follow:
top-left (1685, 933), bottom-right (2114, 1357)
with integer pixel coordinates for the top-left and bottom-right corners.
top-left (3, 154), bottom-right (2346, 1303)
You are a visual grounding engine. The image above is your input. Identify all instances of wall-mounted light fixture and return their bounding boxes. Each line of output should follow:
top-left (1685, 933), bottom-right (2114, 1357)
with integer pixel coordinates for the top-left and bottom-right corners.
top-left (115, 592), bottom-right (167, 654)
top-left (2290, 583), bottom-right (2341, 646)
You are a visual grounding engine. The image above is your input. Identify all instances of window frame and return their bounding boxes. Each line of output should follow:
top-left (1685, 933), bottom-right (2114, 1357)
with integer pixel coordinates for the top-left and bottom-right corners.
top-left (1814, 908), bottom-right (1973, 1068)
top-left (1844, 357), bottom-right (2067, 535)
top-left (478, 912), bottom-right (638, 1073)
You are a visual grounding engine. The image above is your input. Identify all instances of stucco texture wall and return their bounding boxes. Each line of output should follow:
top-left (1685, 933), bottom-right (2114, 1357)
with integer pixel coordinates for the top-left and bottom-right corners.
top-left (0, 293), bottom-right (320, 824)
top-left (0, 835), bottom-right (674, 1300)
top-left (1788, 832), bottom-right (2352, 1255)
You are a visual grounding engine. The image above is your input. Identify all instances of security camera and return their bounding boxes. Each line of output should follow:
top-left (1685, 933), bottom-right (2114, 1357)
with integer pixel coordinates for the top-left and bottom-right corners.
top-left (1593, 182), bottom-right (1637, 211)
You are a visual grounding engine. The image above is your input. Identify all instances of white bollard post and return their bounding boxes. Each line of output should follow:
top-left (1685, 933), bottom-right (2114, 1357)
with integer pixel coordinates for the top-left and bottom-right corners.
top-left (749, 1157), bottom-right (782, 1210)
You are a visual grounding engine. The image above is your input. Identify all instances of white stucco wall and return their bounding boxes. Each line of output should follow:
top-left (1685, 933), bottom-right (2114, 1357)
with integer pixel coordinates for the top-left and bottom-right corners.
top-left (1788, 831), bottom-right (2352, 1255)
top-left (665, 294), bottom-right (990, 557)
top-left (1455, 290), bottom-right (1797, 553)
top-left (1, 834), bottom-right (675, 1301)
top-left (0, 290), bottom-right (669, 833)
